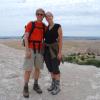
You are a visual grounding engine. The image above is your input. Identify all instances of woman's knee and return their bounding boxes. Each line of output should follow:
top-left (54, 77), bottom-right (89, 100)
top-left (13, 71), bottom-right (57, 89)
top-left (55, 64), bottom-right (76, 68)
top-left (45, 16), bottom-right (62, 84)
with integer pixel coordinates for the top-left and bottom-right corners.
top-left (53, 70), bottom-right (60, 74)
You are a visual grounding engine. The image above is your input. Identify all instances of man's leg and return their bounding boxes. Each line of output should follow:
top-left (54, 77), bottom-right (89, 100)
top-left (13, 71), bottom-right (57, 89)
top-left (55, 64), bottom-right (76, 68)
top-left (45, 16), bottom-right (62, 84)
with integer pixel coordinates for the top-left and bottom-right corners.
top-left (24, 71), bottom-right (31, 83)
top-left (23, 48), bottom-right (34, 97)
top-left (34, 68), bottom-right (40, 80)
top-left (33, 67), bottom-right (42, 94)
top-left (33, 67), bottom-right (40, 84)
top-left (32, 52), bottom-right (43, 94)
top-left (23, 70), bottom-right (31, 98)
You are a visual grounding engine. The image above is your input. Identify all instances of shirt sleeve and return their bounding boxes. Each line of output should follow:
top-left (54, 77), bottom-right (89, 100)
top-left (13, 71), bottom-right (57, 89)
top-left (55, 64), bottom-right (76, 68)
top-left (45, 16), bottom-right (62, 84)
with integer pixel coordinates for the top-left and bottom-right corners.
top-left (25, 22), bottom-right (32, 33)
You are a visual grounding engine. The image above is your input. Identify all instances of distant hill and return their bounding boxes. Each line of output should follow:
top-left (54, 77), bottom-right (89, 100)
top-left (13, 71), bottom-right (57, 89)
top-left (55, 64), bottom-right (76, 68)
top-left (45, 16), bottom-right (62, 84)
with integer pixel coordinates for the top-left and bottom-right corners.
top-left (63, 36), bottom-right (100, 40)
top-left (0, 36), bottom-right (21, 39)
top-left (0, 36), bottom-right (100, 40)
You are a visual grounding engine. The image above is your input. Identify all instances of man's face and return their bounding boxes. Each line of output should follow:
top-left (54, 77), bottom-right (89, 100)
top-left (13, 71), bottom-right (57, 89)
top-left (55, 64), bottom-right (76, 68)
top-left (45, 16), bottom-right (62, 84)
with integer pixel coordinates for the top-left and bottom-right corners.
top-left (36, 11), bottom-right (44, 21)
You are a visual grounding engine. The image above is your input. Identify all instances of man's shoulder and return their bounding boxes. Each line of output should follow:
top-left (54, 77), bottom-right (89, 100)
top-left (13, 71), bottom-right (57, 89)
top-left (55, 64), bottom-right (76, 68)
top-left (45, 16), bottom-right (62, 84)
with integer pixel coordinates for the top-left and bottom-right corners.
top-left (27, 21), bottom-right (35, 25)
top-left (27, 21), bottom-right (46, 28)
top-left (25, 21), bottom-right (35, 28)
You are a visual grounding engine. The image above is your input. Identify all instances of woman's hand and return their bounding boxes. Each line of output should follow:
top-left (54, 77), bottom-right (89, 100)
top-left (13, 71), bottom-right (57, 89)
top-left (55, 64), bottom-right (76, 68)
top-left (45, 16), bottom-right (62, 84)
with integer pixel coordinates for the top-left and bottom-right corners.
top-left (57, 52), bottom-right (62, 61)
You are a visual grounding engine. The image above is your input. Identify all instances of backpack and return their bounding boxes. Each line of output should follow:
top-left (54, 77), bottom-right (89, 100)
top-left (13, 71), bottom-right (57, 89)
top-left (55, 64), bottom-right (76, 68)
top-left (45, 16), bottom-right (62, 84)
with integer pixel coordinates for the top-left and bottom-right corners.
top-left (22, 21), bottom-right (45, 47)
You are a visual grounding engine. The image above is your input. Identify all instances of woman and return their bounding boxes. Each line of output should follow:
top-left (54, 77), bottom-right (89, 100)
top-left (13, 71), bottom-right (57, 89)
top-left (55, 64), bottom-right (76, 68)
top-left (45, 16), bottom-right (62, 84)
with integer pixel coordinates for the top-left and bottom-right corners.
top-left (44, 12), bottom-right (63, 95)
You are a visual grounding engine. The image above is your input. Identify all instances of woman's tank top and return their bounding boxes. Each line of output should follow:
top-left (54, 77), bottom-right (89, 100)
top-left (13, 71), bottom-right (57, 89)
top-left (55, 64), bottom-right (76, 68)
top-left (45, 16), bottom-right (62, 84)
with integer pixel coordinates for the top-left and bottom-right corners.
top-left (44, 24), bottom-right (61, 44)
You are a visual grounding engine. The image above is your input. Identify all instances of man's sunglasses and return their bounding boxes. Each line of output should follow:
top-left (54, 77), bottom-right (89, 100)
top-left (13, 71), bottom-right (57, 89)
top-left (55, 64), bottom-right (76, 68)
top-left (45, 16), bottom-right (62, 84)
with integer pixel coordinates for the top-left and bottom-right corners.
top-left (36, 13), bottom-right (44, 16)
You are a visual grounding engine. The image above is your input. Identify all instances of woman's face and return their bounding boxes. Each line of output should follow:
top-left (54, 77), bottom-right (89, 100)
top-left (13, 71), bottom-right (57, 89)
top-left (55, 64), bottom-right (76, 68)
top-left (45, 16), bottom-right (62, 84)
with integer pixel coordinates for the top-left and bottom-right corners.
top-left (45, 13), bottom-right (53, 23)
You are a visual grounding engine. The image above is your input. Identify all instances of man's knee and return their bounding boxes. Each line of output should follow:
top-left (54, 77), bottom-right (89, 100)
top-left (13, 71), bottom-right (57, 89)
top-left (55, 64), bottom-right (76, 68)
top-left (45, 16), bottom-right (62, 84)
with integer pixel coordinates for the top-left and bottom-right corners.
top-left (35, 67), bottom-right (40, 72)
top-left (25, 70), bottom-right (32, 75)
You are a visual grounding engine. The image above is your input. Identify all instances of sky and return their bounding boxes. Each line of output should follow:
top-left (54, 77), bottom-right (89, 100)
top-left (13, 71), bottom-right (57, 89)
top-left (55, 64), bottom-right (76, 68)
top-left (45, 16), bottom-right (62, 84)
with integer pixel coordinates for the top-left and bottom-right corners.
top-left (0, 0), bottom-right (100, 37)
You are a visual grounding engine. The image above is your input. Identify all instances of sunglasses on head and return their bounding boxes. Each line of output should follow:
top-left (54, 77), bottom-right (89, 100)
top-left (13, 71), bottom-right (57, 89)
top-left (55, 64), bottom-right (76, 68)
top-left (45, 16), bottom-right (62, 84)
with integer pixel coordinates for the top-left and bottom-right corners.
top-left (36, 13), bottom-right (44, 16)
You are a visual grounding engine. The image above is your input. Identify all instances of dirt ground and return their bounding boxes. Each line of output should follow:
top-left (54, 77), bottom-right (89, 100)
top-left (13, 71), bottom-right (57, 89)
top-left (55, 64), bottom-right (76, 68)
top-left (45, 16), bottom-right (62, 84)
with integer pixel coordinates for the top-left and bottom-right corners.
top-left (0, 40), bottom-right (100, 100)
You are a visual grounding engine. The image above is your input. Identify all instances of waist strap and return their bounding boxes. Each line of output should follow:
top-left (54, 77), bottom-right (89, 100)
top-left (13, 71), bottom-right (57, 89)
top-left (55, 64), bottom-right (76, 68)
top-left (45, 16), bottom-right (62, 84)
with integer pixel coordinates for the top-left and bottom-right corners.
top-left (29, 40), bottom-right (42, 53)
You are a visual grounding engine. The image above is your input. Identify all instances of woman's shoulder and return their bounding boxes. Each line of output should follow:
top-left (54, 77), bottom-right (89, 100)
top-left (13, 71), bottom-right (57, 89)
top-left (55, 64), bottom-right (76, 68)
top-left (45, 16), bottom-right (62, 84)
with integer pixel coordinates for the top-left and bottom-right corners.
top-left (54, 23), bottom-right (61, 31)
top-left (54, 23), bottom-right (61, 28)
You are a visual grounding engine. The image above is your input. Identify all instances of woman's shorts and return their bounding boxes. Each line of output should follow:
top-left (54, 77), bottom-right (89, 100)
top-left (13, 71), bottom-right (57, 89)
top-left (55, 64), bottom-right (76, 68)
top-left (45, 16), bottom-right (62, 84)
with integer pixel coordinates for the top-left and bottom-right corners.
top-left (44, 47), bottom-right (60, 74)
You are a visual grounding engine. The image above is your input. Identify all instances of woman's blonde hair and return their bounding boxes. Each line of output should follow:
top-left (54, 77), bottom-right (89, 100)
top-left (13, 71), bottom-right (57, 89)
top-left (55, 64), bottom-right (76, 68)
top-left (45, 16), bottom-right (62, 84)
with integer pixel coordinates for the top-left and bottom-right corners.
top-left (45, 11), bottom-right (53, 17)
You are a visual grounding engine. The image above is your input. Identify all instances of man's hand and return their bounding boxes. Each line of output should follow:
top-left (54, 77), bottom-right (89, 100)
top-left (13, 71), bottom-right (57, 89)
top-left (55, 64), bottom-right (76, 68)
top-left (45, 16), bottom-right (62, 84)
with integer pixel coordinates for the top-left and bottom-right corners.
top-left (25, 49), bottom-right (31, 58)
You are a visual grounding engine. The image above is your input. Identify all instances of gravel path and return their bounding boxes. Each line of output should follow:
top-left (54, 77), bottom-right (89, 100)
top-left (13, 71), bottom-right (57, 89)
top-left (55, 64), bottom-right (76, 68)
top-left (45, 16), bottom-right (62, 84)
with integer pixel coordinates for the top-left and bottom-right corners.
top-left (0, 44), bottom-right (100, 100)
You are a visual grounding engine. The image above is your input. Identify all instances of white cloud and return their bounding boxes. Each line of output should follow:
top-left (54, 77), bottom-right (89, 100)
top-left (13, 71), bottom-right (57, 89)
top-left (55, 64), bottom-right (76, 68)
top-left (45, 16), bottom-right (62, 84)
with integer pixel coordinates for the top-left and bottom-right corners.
top-left (0, 0), bottom-right (100, 36)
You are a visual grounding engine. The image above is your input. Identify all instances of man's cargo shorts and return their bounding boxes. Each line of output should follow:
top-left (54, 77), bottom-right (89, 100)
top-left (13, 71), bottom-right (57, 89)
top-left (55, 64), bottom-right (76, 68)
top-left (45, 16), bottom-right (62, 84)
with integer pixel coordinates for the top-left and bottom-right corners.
top-left (23, 49), bottom-right (44, 71)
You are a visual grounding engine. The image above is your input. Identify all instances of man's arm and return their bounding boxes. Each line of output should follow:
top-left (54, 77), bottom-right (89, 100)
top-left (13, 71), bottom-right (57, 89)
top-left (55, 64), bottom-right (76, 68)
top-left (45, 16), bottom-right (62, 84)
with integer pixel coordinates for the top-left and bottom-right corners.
top-left (24, 22), bottom-right (32, 51)
top-left (24, 32), bottom-right (29, 50)
top-left (24, 32), bottom-right (31, 58)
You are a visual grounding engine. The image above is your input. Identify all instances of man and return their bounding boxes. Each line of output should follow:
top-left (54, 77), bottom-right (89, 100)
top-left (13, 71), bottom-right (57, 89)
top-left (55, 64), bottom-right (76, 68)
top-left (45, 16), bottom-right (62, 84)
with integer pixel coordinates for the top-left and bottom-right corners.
top-left (23, 8), bottom-right (46, 98)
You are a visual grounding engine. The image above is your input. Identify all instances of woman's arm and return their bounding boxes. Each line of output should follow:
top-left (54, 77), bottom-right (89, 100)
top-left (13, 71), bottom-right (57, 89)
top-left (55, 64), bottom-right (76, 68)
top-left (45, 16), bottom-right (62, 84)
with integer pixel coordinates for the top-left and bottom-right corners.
top-left (58, 26), bottom-right (63, 60)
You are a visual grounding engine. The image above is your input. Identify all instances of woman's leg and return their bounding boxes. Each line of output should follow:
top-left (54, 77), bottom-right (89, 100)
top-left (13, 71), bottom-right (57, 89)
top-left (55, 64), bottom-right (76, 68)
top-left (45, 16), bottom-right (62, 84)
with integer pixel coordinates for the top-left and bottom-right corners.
top-left (50, 58), bottom-right (61, 95)
top-left (44, 49), bottom-right (56, 91)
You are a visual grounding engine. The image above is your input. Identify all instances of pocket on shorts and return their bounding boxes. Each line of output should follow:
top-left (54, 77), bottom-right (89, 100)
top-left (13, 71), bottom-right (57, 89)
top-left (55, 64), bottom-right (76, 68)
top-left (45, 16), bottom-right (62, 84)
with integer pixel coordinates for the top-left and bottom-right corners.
top-left (35, 54), bottom-right (44, 69)
top-left (23, 57), bottom-right (34, 70)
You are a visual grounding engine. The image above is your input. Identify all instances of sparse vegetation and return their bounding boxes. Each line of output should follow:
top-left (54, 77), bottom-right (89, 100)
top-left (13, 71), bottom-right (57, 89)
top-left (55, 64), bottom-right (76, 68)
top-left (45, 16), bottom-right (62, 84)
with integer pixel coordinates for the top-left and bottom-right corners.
top-left (0, 39), bottom-right (100, 67)
top-left (63, 53), bottom-right (100, 67)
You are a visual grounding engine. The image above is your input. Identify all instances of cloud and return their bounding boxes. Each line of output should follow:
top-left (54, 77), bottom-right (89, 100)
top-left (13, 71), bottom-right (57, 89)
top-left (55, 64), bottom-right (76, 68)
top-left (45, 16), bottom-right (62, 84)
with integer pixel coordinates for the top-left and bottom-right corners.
top-left (0, 0), bottom-right (100, 36)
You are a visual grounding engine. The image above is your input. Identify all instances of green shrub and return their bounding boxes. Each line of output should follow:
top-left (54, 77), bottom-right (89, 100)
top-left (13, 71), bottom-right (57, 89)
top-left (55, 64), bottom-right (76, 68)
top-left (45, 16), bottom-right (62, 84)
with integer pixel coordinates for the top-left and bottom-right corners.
top-left (86, 59), bottom-right (100, 67)
top-left (65, 56), bottom-right (73, 63)
top-left (69, 53), bottom-right (77, 56)
top-left (80, 56), bottom-right (85, 61)
top-left (64, 53), bottom-right (100, 68)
